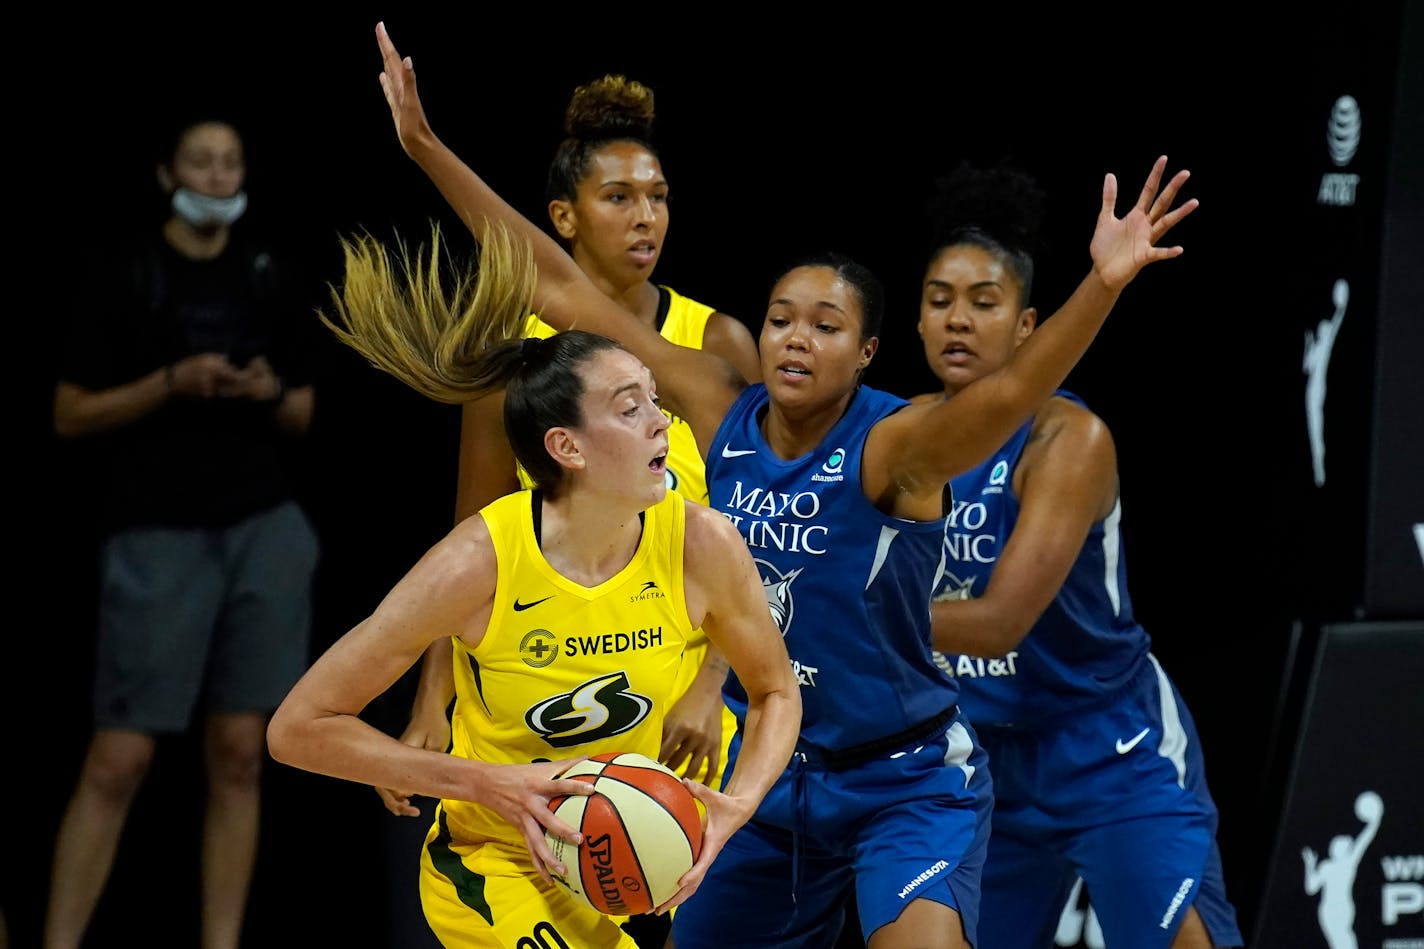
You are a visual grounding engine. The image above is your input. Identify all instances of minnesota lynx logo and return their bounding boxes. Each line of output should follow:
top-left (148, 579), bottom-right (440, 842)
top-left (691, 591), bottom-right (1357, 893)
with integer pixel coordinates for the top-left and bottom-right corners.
top-left (757, 559), bottom-right (803, 635)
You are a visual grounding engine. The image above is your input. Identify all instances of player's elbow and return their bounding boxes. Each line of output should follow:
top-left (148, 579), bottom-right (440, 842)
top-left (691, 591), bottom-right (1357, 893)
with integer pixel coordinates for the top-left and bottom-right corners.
top-left (265, 706), bottom-right (302, 767)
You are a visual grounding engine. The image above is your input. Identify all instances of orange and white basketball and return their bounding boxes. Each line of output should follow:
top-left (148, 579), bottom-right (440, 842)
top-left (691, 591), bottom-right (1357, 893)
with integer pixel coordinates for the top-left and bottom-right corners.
top-left (546, 751), bottom-right (704, 915)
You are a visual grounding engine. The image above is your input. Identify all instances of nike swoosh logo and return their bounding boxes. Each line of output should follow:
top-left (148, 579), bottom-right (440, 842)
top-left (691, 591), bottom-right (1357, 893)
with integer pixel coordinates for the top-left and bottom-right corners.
top-left (721, 446), bottom-right (757, 458)
top-left (1116, 727), bottom-right (1151, 754)
top-left (513, 595), bottom-right (555, 612)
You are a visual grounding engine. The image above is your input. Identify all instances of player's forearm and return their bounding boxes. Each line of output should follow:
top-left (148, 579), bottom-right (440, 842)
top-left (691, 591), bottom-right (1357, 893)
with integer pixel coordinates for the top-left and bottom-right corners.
top-left (931, 597), bottom-right (1034, 659)
top-left (402, 134), bottom-right (584, 318)
top-left (689, 644), bottom-right (730, 697)
top-left (268, 704), bottom-right (473, 799)
top-left (719, 686), bottom-right (800, 811)
top-left (1007, 271), bottom-right (1120, 410)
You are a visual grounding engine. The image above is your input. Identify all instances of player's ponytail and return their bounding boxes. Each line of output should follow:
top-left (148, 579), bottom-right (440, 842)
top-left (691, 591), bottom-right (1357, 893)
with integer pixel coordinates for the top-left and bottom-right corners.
top-left (320, 222), bottom-right (628, 492)
top-left (320, 220), bottom-right (536, 403)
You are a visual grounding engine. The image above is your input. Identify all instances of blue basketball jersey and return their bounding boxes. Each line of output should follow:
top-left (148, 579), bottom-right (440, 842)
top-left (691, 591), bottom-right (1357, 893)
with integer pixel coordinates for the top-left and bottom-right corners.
top-left (707, 383), bottom-right (957, 752)
top-left (934, 391), bottom-right (1150, 727)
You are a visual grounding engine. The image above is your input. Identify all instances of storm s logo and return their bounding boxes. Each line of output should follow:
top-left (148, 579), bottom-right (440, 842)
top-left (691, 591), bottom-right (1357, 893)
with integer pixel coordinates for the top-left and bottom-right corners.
top-left (525, 671), bottom-right (652, 748)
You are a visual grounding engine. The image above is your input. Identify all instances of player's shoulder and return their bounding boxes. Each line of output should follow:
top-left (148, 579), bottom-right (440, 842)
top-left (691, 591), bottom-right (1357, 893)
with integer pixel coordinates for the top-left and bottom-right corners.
top-left (681, 499), bottom-right (742, 558)
top-left (442, 511), bottom-right (496, 559)
top-left (1023, 395), bottom-right (1117, 475)
top-left (1036, 394), bottom-right (1111, 444)
top-left (397, 512), bottom-right (498, 609)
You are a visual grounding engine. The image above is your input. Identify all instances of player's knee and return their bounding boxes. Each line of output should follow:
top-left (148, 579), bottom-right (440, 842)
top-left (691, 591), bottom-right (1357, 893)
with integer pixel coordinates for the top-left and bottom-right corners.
top-left (205, 715), bottom-right (267, 787)
top-left (82, 735), bottom-right (156, 799)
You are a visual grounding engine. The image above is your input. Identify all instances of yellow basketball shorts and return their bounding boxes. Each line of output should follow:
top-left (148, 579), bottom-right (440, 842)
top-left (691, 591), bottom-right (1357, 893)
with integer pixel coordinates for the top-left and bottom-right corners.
top-left (420, 809), bottom-right (641, 948)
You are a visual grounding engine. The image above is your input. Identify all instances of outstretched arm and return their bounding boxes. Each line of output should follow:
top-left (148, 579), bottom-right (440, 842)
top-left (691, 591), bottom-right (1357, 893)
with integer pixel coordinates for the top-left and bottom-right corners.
top-left (372, 23), bottom-right (742, 453)
top-left (866, 157), bottom-right (1196, 520)
top-left (703, 311), bottom-right (762, 385)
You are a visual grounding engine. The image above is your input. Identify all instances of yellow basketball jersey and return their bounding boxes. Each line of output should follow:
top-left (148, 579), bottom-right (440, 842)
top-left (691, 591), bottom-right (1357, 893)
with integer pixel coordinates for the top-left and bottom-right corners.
top-left (442, 489), bottom-right (696, 848)
top-left (520, 287), bottom-right (737, 788)
top-left (521, 285), bottom-right (714, 505)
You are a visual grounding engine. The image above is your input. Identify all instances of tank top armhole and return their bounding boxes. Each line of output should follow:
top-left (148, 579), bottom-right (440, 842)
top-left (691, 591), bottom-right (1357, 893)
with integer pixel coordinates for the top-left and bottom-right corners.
top-left (654, 285), bottom-right (671, 332)
top-left (669, 497), bottom-right (697, 634)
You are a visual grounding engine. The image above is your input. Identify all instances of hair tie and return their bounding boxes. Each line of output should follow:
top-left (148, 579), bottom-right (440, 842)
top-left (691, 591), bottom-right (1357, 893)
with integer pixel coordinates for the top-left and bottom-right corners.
top-left (521, 336), bottom-right (543, 361)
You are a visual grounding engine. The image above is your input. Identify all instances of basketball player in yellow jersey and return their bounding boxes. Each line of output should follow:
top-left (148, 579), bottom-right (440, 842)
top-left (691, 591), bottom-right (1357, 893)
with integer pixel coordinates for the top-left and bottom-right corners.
top-left (381, 74), bottom-right (759, 820)
top-left (267, 228), bottom-right (800, 948)
top-left (424, 487), bottom-right (694, 946)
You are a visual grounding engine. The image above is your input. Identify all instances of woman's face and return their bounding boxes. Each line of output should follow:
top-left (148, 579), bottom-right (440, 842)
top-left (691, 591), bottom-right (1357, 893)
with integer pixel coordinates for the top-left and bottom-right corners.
top-left (758, 265), bottom-right (877, 415)
top-left (166, 122), bottom-right (245, 199)
top-left (917, 243), bottom-right (1035, 396)
top-left (553, 141), bottom-right (669, 290)
top-left (559, 347), bottom-right (671, 508)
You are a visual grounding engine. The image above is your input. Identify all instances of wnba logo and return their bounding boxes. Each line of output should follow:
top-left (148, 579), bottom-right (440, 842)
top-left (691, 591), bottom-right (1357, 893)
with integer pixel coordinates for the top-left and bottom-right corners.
top-left (1302, 790), bottom-right (1424, 947)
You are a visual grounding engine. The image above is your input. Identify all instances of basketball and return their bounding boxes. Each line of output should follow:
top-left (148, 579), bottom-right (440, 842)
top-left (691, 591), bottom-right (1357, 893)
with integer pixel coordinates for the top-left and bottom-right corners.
top-left (546, 751), bottom-right (704, 916)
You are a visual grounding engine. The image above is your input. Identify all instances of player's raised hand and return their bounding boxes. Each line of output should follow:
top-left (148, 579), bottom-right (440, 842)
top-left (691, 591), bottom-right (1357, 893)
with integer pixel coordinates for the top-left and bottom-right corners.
top-left (1090, 155), bottom-right (1198, 291)
top-left (374, 21), bottom-right (436, 158)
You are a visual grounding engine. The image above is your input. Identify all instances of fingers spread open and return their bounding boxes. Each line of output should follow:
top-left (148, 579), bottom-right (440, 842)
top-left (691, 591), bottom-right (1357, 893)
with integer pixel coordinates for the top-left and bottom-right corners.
top-left (1135, 155), bottom-right (1168, 213)
top-left (1099, 173), bottom-right (1120, 223)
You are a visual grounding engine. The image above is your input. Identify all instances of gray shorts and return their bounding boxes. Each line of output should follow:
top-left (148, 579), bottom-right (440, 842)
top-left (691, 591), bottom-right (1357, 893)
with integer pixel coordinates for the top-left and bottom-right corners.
top-left (93, 500), bottom-right (320, 732)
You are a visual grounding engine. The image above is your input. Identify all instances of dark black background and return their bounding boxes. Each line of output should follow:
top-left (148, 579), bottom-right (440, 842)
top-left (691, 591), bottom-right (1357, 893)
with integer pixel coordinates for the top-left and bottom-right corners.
top-left (10, 7), bottom-right (1415, 947)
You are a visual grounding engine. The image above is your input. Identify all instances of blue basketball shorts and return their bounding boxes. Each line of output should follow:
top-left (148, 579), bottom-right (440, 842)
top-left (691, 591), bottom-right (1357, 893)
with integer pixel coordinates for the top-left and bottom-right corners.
top-left (672, 709), bottom-right (992, 948)
top-left (970, 655), bottom-right (1244, 949)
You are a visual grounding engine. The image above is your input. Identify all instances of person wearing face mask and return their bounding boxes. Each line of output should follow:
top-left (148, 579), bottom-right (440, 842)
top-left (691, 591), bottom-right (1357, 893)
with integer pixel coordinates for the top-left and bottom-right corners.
top-left (44, 114), bottom-right (320, 949)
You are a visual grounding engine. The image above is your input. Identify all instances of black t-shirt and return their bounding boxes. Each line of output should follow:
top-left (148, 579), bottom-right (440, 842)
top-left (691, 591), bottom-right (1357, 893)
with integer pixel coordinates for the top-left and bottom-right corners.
top-left (57, 230), bottom-right (316, 532)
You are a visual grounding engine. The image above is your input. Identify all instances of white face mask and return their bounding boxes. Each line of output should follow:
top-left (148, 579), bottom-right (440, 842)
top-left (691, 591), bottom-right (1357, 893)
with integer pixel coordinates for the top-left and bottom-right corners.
top-left (171, 186), bottom-right (248, 228)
